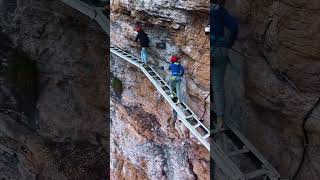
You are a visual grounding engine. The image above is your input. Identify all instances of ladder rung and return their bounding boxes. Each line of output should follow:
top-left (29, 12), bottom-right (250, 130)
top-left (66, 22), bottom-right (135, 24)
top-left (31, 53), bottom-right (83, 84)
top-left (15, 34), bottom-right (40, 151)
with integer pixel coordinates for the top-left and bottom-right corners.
top-left (186, 117), bottom-right (198, 126)
top-left (185, 115), bottom-right (194, 119)
top-left (203, 133), bottom-right (210, 139)
top-left (196, 126), bottom-right (209, 136)
top-left (227, 148), bottom-right (250, 157)
top-left (245, 169), bottom-right (266, 179)
top-left (227, 124), bottom-right (280, 178)
top-left (175, 101), bottom-right (183, 105)
top-left (193, 123), bottom-right (200, 128)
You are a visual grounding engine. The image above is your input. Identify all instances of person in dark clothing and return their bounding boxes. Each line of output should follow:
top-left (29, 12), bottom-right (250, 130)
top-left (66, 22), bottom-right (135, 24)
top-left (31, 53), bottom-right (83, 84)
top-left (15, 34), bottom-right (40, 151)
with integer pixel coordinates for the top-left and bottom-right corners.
top-left (135, 24), bottom-right (149, 67)
top-left (168, 55), bottom-right (184, 121)
top-left (210, 0), bottom-right (238, 128)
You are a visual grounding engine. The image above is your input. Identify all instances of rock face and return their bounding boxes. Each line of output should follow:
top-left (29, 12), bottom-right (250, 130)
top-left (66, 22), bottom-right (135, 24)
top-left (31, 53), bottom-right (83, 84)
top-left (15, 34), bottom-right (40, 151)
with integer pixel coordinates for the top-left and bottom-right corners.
top-left (0, 0), bottom-right (108, 179)
top-left (224, 0), bottom-right (320, 179)
top-left (111, 0), bottom-right (320, 180)
top-left (110, 0), bottom-right (210, 179)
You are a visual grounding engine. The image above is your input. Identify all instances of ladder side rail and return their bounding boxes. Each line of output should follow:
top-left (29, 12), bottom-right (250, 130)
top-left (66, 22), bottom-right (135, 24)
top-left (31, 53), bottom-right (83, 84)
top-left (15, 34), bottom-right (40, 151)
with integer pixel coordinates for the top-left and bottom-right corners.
top-left (110, 47), bottom-right (141, 67)
top-left (110, 50), bottom-right (140, 67)
top-left (60, 0), bottom-right (94, 17)
top-left (227, 124), bottom-right (280, 179)
top-left (210, 140), bottom-right (245, 180)
top-left (95, 8), bottom-right (109, 34)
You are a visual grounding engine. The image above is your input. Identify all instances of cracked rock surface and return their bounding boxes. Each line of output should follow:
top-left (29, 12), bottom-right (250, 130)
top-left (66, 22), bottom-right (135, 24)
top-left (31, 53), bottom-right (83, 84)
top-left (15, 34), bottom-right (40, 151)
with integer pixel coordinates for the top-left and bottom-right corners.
top-left (225, 0), bottom-right (320, 179)
top-left (110, 0), bottom-right (210, 179)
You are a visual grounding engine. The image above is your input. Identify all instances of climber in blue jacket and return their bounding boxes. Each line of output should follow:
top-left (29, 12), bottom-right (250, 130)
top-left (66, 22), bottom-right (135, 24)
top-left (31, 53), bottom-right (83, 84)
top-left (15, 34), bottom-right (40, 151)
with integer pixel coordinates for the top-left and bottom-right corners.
top-left (169, 55), bottom-right (184, 121)
top-left (210, 0), bottom-right (239, 128)
top-left (169, 55), bottom-right (184, 101)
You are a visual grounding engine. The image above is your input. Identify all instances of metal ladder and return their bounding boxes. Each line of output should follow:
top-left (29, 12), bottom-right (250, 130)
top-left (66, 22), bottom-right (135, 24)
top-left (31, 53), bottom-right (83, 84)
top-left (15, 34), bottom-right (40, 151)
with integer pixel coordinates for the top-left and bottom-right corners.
top-left (110, 46), bottom-right (281, 180)
top-left (211, 123), bottom-right (282, 180)
top-left (58, 1), bottom-right (282, 179)
top-left (110, 45), bottom-right (211, 150)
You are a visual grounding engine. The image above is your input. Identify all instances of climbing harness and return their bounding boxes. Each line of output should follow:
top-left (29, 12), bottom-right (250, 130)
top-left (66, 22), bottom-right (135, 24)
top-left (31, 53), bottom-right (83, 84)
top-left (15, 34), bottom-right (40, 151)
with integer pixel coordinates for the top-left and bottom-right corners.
top-left (171, 76), bottom-right (179, 81)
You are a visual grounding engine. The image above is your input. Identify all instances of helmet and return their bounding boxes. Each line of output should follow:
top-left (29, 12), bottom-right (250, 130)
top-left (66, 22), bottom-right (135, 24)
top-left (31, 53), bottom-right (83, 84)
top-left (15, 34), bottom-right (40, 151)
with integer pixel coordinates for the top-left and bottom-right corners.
top-left (171, 56), bottom-right (180, 63)
top-left (135, 24), bottom-right (142, 32)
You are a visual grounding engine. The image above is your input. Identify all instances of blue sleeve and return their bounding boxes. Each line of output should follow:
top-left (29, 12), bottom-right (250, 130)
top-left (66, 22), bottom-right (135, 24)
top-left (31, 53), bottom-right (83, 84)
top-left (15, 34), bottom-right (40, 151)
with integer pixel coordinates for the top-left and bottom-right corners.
top-left (168, 64), bottom-right (172, 71)
top-left (223, 10), bottom-right (239, 48)
top-left (135, 33), bottom-right (139, 42)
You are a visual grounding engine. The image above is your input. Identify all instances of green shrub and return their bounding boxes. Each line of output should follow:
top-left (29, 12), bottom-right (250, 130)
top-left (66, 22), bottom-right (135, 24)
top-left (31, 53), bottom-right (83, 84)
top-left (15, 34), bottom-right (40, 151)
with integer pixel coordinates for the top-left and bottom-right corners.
top-left (111, 77), bottom-right (123, 96)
